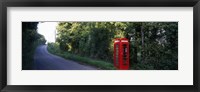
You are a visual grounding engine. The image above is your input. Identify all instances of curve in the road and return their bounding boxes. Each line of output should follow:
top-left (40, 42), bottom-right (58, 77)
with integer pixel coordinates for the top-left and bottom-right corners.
top-left (33, 45), bottom-right (97, 70)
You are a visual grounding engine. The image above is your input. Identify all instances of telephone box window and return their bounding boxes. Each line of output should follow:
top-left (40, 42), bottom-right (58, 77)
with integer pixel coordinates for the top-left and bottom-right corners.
top-left (123, 44), bottom-right (127, 65)
top-left (115, 44), bottom-right (119, 66)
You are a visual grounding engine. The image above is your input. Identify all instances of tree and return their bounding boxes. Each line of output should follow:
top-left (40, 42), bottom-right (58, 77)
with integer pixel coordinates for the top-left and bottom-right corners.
top-left (22, 22), bottom-right (47, 70)
top-left (55, 22), bottom-right (178, 70)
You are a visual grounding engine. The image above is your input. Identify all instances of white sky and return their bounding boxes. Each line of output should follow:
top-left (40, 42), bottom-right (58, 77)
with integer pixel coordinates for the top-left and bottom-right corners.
top-left (37, 22), bottom-right (58, 43)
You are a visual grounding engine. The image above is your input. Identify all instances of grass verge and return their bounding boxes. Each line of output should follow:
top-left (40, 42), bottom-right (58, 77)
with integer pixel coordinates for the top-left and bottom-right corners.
top-left (47, 43), bottom-right (116, 70)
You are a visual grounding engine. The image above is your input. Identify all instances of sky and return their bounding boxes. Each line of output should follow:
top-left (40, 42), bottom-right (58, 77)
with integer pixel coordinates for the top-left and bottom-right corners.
top-left (37, 22), bottom-right (58, 43)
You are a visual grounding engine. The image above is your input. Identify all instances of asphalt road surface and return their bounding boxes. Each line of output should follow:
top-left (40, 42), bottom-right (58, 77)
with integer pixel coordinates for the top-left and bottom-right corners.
top-left (33, 45), bottom-right (97, 70)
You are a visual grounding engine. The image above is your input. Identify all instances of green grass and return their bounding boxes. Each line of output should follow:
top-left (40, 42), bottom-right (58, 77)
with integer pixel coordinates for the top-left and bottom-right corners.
top-left (47, 43), bottom-right (116, 70)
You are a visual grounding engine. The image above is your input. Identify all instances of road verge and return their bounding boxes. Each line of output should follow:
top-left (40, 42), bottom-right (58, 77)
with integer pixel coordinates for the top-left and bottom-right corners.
top-left (47, 43), bottom-right (116, 70)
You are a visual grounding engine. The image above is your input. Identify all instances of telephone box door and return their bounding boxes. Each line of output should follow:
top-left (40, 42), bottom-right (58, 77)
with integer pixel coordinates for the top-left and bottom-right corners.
top-left (114, 39), bottom-right (120, 69)
top-left (120, 39), bottom-right (129, 70)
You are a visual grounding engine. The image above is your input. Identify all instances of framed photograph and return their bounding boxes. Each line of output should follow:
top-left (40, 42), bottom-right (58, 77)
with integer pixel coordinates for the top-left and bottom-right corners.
top-left (1, 0), bottom-right (199, 92)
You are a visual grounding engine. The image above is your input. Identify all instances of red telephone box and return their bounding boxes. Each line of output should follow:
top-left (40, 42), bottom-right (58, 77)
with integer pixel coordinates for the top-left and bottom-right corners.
top-left (113, 38), bottom-right (129, 70)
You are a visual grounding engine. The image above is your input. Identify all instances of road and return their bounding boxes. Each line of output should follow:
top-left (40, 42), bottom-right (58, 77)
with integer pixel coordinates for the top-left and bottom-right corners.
top-left (33, 45), bottom-right (97, 70)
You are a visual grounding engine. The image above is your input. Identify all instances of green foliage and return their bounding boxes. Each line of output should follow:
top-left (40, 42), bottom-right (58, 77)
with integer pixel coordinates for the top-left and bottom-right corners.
top-left (55, 22), bottom-right (178, 70)
top-left (22, 22), bottom-right (46, 70)
top-left (47, 43), bottom-right (116, 70)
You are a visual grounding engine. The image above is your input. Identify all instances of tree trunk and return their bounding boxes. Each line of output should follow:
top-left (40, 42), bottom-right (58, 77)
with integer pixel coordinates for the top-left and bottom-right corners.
top-left (141, 23), bottom-right (144, 63)
top-left (133, 29), bottom-right (138, 63)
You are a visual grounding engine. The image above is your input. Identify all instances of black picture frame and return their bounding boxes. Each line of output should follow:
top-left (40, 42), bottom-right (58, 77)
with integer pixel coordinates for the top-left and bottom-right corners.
top-left (0, 0), bottom-right (199, 92)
